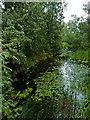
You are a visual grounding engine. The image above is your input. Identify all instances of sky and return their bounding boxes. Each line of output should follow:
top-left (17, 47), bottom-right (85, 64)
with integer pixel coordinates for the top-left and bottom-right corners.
top-left (0, 0), bottom-right (89, 22)
top-left (64, 0), bottom-right (89, 23)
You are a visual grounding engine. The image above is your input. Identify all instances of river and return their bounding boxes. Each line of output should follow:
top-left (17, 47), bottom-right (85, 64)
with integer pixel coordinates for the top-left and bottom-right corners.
top-left (57, 59), bottom-right (89, 119)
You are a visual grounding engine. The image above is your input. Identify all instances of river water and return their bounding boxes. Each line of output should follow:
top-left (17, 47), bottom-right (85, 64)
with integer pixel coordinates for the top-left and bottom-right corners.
top-left (57, 59), bottom-right (89, 118)
top-left (60, 60), bottom-right (88, 100)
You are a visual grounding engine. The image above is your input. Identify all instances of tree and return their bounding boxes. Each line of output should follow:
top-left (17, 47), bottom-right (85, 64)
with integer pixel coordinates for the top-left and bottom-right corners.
top-left (2, 1), bottom-right (66, 119)
top-left (61, 15), bottom-right (88, 61)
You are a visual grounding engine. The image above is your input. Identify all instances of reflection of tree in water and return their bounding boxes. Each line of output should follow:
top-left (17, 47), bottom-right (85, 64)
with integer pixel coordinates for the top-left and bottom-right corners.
top-left (57, 60), bottom-right (88, 119)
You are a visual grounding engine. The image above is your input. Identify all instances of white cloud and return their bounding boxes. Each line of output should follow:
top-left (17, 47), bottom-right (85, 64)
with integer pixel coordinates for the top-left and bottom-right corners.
top-left (64, 0), bottom-right (89, 23)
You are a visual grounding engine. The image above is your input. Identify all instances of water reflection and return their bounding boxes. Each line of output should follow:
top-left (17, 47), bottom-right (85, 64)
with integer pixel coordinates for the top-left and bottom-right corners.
top-left (56, 60), bottom-right (89, 119)
top-left (59, 60), bottom-right (88, 101)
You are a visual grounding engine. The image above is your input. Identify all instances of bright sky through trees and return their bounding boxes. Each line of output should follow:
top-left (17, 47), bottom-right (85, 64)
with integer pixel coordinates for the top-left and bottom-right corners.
top-left (64, 0), bottom-right (89, 23)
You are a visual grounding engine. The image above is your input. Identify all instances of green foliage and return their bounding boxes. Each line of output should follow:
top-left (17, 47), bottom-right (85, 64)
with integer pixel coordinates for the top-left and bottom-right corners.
top-left (2, 1), bottom-right (66, 119)
top-left (62, 16), bottom-right (88, 52)
top-left (75, 98), bottom-right (90, 119)
top-left (2, 1), bottom-right (89, 120)
top-left (19, 97), bottom-right (57, 120)
top-left (72, 50), bottom-right (88, 61)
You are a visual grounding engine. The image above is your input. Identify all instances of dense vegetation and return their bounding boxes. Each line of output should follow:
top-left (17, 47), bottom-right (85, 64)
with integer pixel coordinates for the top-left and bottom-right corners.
top-left (1, 1), bottom-right (89, 120)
